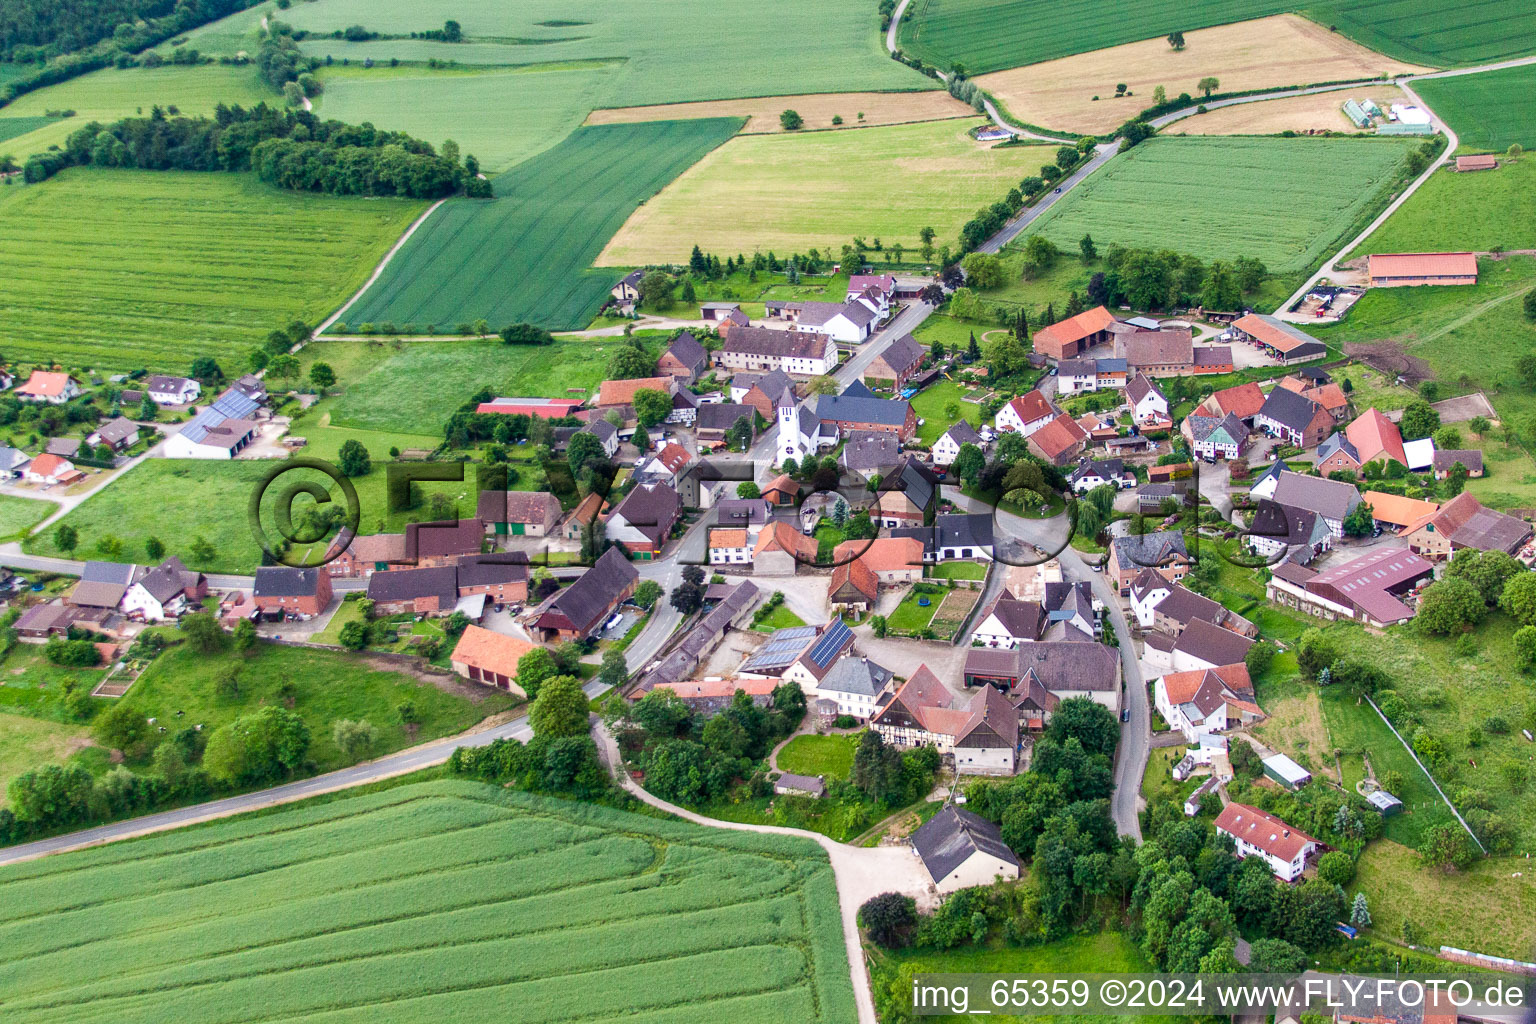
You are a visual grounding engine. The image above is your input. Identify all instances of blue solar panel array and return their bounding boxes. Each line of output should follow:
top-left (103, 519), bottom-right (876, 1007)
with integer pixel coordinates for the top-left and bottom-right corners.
top-left (181, 386), bottom-right (261, 444)
top-left (805, 619), bottom-right (852, 668)
top-left (742, 624), bottom-right (818, 670)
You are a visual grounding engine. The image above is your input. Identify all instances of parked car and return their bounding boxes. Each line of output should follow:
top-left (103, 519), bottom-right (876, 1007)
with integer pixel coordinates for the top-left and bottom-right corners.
top-left (1120, 708), bottom-right (1130, 723)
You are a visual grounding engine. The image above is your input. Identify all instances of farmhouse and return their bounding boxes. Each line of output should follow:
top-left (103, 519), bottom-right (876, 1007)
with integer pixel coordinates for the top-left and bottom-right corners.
top-left (1229, 314), bottom-right (1327, 364)
top-left (403, 518), bottom-right (483, 566)
top-left (1196, 381), bottom-right (1265, 423)
top-left (450, 625), bottom-right (535, 695)
top-left (477, 490), bottom-right (563, 538)
top-left (813, 654), bottom-right (894, 720)
top-left (1361, 490), bottom-right (1439, 532)
top-left (912, 806), bottom-right (1021, 894)
top-left (1399, 491), bottom-right (1533, 558)
top-left (324, 530), bottom-right (407, 577)
top-left (122, 557), bottom-right (207, 621)
top-left (611, 269), bottom-right (642, 310)
top-left (813, 380), bottom-right (916, 440)
top-left (737, 369), bottom-right (797, 419)
top-left (754, 520), bottom-right (818, 575)
top-left (68, 560), bottom-right (138, 611)
top-left (1342, 408), bottom-right (1407, 471)
top-left (45, 437), bottom-right (80, 459)
top-left (837, 537), bottom-right (925, 584)
top-left (1265, 547), bottom-right (1433, 627)
top-left (1433, 449), bottom-right (1482, 479)
top-left (1154, 664), bottom-right (1263, 744)
top-left (715, 325), bottom-right (839, 376)
top-left (1367, 252), bottom-right (1478, 287)
top-left (1130, 569), bottom-right (1256, 639)
top-left (889, 513), bottom-right (994, 562)
top-left (15, 371), bottom-right (82, 404)
top-left (964, 642), bottom-right (1122, 715)
top-left (474, 396), bottom-right (585, 418)
top-left (971, 590), bottom-right (1044, 648)
top-left (740, 620), bottom-right (855, 688)
top-left (1119, 329), bottom-right (1192, 375)
top-left (1243, 500), bottom-right (1333, 565)
top-left (253, 566), bottom-right (333, 619)
top-left (863, 333), bottom-right (925, 389)
top-left (828, 556), bottom-right (879, 614)
top-left (1267, 471), bottom-right (1361, 537)
top-left (658, 332), bottom-right (709, 380)
top-left (1055, 357), bottom-right (1128, 395)
top-left (1026, 413), bottom-right (1089, 467)
top-left (694, 402), bottom-right (756, 443)
top-left (1069, 457), bottom-right (1133, 494)
top-left (1184, 412), bottom-right (1250, 460)
top-left (569, 420), bottom-right (619, 458)
top-left (1214, 803), bottom-right (1319, 882)
top-left (532, 547), bottom-right (638, 641)
top-left (1031, 305), bottom-right (1117, 361)
top-left (605, 482), bottom-right (681, 558)
top-left (932, 420), bottom-right (982, 467)
top-left (144, 374), bottom-right (202, 405)
top-left (847, 274), bottom-right (896, 309)
top-left (597, 376), bottom-right (674, 416)
top-left (163, 386), bottom-right (260, 459)
top-left (995, 389), bottom-right (1059, 436)
top-left (795, 299), bottom-right (878, 343)
top-left (366, 565), bottom-right (459, 616)
top-left (1107, 530), bottom-right (1192, 594)
top-left (1254, 387), bottom-right (1333, 448)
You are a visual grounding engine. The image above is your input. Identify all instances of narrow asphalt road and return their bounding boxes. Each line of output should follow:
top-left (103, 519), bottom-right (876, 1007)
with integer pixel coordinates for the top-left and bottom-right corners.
top-left (976, 142), bottom-right (1119, 254)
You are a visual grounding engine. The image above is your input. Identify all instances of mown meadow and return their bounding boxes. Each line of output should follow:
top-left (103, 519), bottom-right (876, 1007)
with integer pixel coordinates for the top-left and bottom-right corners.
top-left (0, 781), bottom-right (856, 1024)
top-left (1413, 63), bottom-right (1536, 152)
top-left (340, 119), bottom-right (744, 332)
top-left (0, 168), bottom-right (425, 372)
top-left (1349, 156), bottom-right (1536, 255)
top-left (1016, 136), bottom-right (1417, 273)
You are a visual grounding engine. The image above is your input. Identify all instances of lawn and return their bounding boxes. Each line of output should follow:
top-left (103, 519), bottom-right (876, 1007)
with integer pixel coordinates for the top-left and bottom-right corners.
top-left (1350, 157), bottom-right (1536, 255)
top-left (599, 120), bottom-right (1053, 264)
top-left (776, 732), bottom-right (860, 780)
top-left (279, 0), bottom-right (926, 106)
top-left (0, 168), bottom-right (425, 373)
top-left (325, 337), bottom-right (627, 434)
top-left (912, 379), bottom-right (984, 445)
top-left (1332, 362), bottom-right (1417, 414)
top-left (1015, 136), bottom-right (1418, 273)
top-left (1353, 839), bottom-right (1536, 960)
top-left (928, 560), bottom-right (987, 580)
top-left (888, 589), bottom-right (942, 634)
top-left (0, 780), bottom-right (856, 1023)
top-left (0, 713), bottom-right (94, 809)
top-left (0, 495), bottom-right (55, 541)
top-left (1413, 63), bottom-right (1536, 153)
top-left (976, 15), bottom-right (1423, 135)
top-left (0, 640), bottom-right (112, 725)
top-left (751, 604), bottom-right (807, 633)
top-left (119, 643), bottom-right (516, 772)
top-left (588, 90), bottom-right (973, 135)
top-left (898, 0), bottom-right (1536, 75)
top-left (316, 62), bottom-right (619, 174)
top-left (340, 119), bottom-right (743, 333)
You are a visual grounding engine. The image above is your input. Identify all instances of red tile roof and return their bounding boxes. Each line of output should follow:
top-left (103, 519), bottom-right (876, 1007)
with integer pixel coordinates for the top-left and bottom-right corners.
top-left (451, 625), bottom-right (536, 679)
top-left (1368, 252), bottom-right (1477, 279)
top-left (1345, 407), bottom-right (1407, 467)
top-left (598, 377), bottom-right (672, 407)
top-left (1028, 413), bottom-right (1088, 460)
top-left (1214, 802), bottom-right (1317, 863)
top-left (1032, 305), bottom-right (1116, 350)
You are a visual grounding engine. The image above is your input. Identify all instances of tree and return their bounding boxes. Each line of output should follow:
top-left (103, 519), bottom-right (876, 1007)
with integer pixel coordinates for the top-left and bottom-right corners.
top-left (8, 763), bottom-right (93, 825)
top-left (631, 424), bottom-right (650, 452)
top-left (809, 375), bottom-right (839, 395)
top-left (331, 718), bottom-right (377, 758)
top-left (1201, 259), bottom-right (1240, 310)
top-left (1444, 548), bottom-right (1521, 604)
top-left (566, 431), bottom-right (607, 477)
top-left (1167, 30), bottom-right (1185, 49)
top-left (1432, 425), bottom-right (1462, 450)
top-left (638, 270), bottom-right (675, 310)
top-left (608, 345), bottom-right (657, 379)
top-left (952, 442), bottom-right (985, 485)
top-left (203, 705), bottom-right (311, 787)
top-left (138, 393), bottom-right (159, 421)
top-left (188, 355), bottom-right (224, 385)
top-left (1045, 697), bottom-right (1119, 757)
top-left (1248, 937), bottom-right (1307, 973)
top-left (179, 612), bottom-right (226, 653)
top-left (1197, 76), bottom-right (1219, 97)
top-left (1341, 500), bottom-right (1374, 537)
top-left (1350, 892), bottom-right (1372, 928)
top-left (1399, 400), bottom-right (1440, 440)
top-left (779, 109), bottom-right (803, 131)
top-left (337, 620), bottom-right (368, 650)
top-left (859, 893), bottom-right (917, 948)
top-left (1316, 850), bottom-right (1355, 886)
top-left (516, 647), bottom-right (559, 699)
top-left (1418, 823), bottom-right (1477, 871)
top-left (1499, 570), bottom-right (1536, 625)
top-left (1469, 415), bottom-right (1491, 437)
top-left (530, 674), bottom-right (589, 738)
top-left (1245, 639), bottom-right (1276, 678)
top-left (633, 578), bottom-right (661, 610)
top-left (737, 481), bottom-right (761, 499)
top-left (54, 522), bottom-right (78, 553)
top-left (631, 388), bottom-right (673, 428)
top-left (670, 580), bottom-right (704, 615)
top-left (1513, 625), bottom-right (1536, 666)
top-left (337, 438), bottom-right (371, 477)
top-left (1079, 233), bottom-right (1097, 263)
top-left (1416, 576), bottom-right (1485, 635)
top-left (308, 362), bottom-right (335, 391)
top-left (232, 617), bottom-right (258, 655)
top-left (500, 323), bottom-right (554, 345)
top-left (93, 700), bottom-right (150, 755)
top-left (1526, 289), bottom-right (1536, 322)
top-left (960, 252), bottom-right (1004, 289)
top-left (599, 647), bottom-right (629, 689)
top-left (1020, 233), bottom-right (1059, 275)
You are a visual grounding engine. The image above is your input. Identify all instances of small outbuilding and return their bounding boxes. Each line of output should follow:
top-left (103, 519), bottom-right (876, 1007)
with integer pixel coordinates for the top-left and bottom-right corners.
top-left (772, 772), bottom-right (826, 799)
top-left (911, 805), bottom-right (1021, 894)
top-left (1261, 752), bottom-right (1312, 791)
top-left (1366, 789), bottom-right (1404, 816)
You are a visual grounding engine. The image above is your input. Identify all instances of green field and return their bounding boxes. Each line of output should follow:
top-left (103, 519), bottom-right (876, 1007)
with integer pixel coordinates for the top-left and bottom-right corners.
top-left (599, 120), bottom-right (1051, 265)
top-left (341, 119), bottom-right (742, 332)
top-left (0, 116), bottom-right (52, 145)
top-left (326, 337), bottom-right (619, 433)
top-left (316, 63), bottom-right (619, 174)
top-left (899, 0), bottom-right (1536, 75)
top-left (0, 64), bottom-right (271, 161)
top-left (0, 168), bottom-right (425, 372)
top-left (1351, 156), bottom-right (1536, 255)
top-left (0, 780), bottom-right (855, 1024)
top-left (279, 0), bottom-right (925, 105)
top-left (1016, 136), bottom-right (1416, 273)
top-left (0, 495), bottom-right (56, 540)
top-left (1413, 64), bottom-right (1536, 153)
top-left (0, 714), bottom-right (93, 809)
top-left (911, 379), bottom-right (984, 445)
top-left (776, 733), bottom-right (860, 779)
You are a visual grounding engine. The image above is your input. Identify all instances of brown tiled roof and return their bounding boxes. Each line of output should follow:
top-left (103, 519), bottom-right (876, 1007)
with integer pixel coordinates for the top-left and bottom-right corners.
top-left (835, 537), bottom-right (924, 573)
top-left (1028, 413), bottom-right (1088, 459)
top-left (830, 556), bottom-right (878, 602)
top-left (1006, 389), bottom-right (1055, 424)
top-left (598, 376), bottom-right (672, 407)
top-left (406, 518), bottom-right (484, 560)
top-left (1123, 329), bottom-right (1193, 367)
top-left (1368, 252), bottom-right (1477, 279)
top-left (756, 520), bottom-right (816, 560)
top-left (1214, 802), bottom-right (1317, 862)
top-left (450, 625), bottom-right (535, 678)
top-left (1032, 305), bottom-right (1116, 349)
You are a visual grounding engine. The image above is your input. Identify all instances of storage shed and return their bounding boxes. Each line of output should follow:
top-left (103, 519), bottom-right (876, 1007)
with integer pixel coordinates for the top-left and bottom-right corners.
top-left (1261, 752), bottom-right (1312, 791)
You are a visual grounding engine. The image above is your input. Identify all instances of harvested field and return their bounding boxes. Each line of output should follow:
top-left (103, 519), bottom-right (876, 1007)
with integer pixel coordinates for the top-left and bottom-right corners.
top-left (1168, 85), bottom-right (1408, 135)
top-left (977, 16), bottom-right (1427, 135)
top-left (0, 780), bottom-right (857, 1024)
top-left (598, 118), bottom-right (1052, 266)
top-left (587, 90), bottom-right (974, 134)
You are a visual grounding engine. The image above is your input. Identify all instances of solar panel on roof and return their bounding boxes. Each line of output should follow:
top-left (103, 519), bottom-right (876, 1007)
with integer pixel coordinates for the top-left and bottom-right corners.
top-left (806, 619), bottom-right (852, 667)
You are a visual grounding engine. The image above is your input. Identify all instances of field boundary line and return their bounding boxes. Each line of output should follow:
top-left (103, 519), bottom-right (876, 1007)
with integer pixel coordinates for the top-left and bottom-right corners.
top-left (1362, 694), bottom-right (1485, 853)
top-left (316, 198), bottom-right (448, 337)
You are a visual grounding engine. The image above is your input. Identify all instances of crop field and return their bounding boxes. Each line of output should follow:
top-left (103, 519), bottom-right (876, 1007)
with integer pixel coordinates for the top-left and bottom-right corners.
top-left (280, 0), bottom-right (927, 106)
top-left (0, 781), bottom-right (856, 1024)
top-left (587, 90), bottom-right (975, 135)
top-left (599, 119), bottom-right (1051, 266)
top-left (1413, 64), bottom-right (1536, 152)
top-left (899, 0), bottom-right (1536, 76)
top-left (327, 338), bottom-right (621, 434)
top-left (0, 169), bottom-right (425, 372)
top-left (1167, 85), bottom-right (1408, 135)
top-left (317, 63), bottom-right (620, 174)
top-left (342, 119), bottom-right (742, 332)
top-left (0, 116), bottom-right (51, 145)
top-left (0, 64), bottom-right (270, 161)
top-left (977, 16), bottom-right (1423, 135)
top-left (1015, 136), bottom-right (1415, 273)
top-left (1352, 157), bottom-right (1536, 256)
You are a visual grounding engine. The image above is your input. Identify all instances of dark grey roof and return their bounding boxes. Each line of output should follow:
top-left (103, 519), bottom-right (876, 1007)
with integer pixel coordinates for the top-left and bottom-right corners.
top-left (881, 455), bottom-right (939, 511)
top-left (1257, 386), bottom-right (1322, 433)
top-left (942, 420), bottom-right (982, 447)
top-left (818, 654), bottom-right (894, 697)
top-left (1174, 618), bottom-right (1254, 666)
top-left (366, 565), bottom-right (458, 604)
top-left (1188, 413), bottom-right (1249, 445)
top-left (1043, 580), bottom-right (1094, 625)
top-left (456, 554), bottom-right (529, 588)
top-left (912, 805), bottom-right (1019, 882)
top-left (1272, 471), bottom-right (1361, 522)
top-left (1455, 506), bottom-right (1532, 553)
top-left (1249, 500), bottom-right (1324, 547)
top-left (815, 385), bottom-right (912, 428)
top-left (750, 370), bottom-right (797, 406)
top-left (91, 417), bottom-right (139, 446)
top-left (983, 595), bottom-right (1043, 639)
top-left (876, 333), bottom-right (924, 371)
top-left (83, 560), bottom-right (138, 585)
top-left (254, 566), bottom-right (324, 598)
top-left (611, 482), bottom-right (681, 544)
top-left (664, 332), bottom-right (707, 372)
top-left (774, 772), bottom-right (826, 797)
top-left (1432, 449), bottom-right (1482, 474)
top-left (44, 437), bottom-right (80, 457)
top-left (1014, 641), bottom-right (1120, 691)
top-left (1112, 530), bottom-right (1190, 570)
top-left (797, 299), bottom-right (876, 328)
top-left (723, 326), bottom-right (831, 359)
top-left (1317, 431), bottom-right (1359, 465)
top-left (1070, 457), bottom-right (1124, 485)
top-left (544, 547), bottom-right (638, 633)
top-left (696, 402), bottom-right (755, 432)
top-left (583, 419), bottom-right (618, 444)
top-left (890, 512), bottom-right (994, 554)
top-left (841, 430), bottom-right (901, 472)
top-left (136, 557), bottom-right (199, 604)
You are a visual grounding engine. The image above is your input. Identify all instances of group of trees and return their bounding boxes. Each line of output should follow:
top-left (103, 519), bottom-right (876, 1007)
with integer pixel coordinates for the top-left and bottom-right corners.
top-left (449, 665), bottom-right (610, 800)
top-left (29, 100), bottom-right (477, 199)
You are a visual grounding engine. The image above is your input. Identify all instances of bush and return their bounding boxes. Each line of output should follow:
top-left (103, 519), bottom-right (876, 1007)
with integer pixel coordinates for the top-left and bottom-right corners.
top-left (1316, 850), bottom-right (1355, 886)
top-left (859, 893), bottom-right (917, 948)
